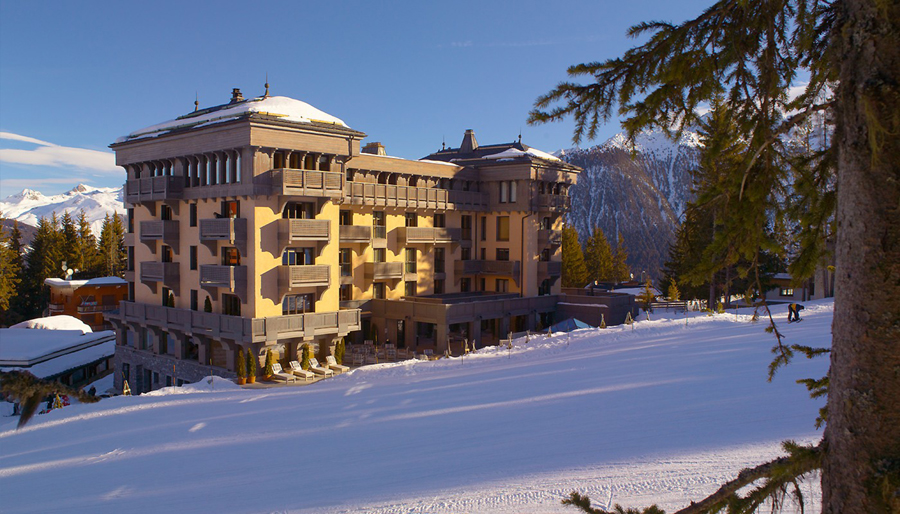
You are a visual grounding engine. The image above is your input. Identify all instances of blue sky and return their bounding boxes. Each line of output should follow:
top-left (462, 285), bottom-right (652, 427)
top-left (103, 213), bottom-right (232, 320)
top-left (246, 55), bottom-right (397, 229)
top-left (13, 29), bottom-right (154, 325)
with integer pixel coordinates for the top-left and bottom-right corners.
top-left (0, 0), bottom-right (712, 197)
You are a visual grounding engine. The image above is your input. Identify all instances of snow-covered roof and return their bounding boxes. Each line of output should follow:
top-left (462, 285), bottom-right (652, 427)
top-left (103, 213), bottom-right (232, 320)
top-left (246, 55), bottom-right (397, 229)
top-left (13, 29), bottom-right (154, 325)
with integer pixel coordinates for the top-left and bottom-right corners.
top-left (116, 95), bottom-right (348, 143)
top-left (772, 273), bottom-right (793, 280)
top-left (10, 315), bottom-right (93, 334)
top-left (0, 326), bottom-right (113, 365)
top-left (482, 147), bottom-right (561, 162)
top-left (1, 339), bottom-right (115, 379)
top-left (44, 276), bottom-right (128, 289)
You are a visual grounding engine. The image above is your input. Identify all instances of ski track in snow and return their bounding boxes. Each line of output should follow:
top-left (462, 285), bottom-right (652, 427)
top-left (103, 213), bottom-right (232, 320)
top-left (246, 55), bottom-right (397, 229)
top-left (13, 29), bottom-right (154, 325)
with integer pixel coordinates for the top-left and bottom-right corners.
top-left (0, 301), bottom-right (831, 514)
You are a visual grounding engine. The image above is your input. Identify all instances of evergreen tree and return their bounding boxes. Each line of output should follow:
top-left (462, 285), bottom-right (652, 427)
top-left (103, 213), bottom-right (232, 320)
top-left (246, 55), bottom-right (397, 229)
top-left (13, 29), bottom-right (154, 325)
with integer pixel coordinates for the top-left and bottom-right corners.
top-left (236, 348), bottom-right (246, 381)
top-left (21, 216), bottom-right (62, 318)
top-left (667, 279), bottom-right (680, 302)
top-left (0, 218), bottom-right (22, 322)
top-left (584, 226), bottom-right (614, 283)
top-left (561, 226), bottom-right (588, 288)
top-left (97, 214), bottom-right (126, 277)
top-left (264, 349), bottom-right (275, 378)
top-left (76, 211), bottom-right (100, 276)
top-left (246, 348), bottom-right (256, 379)
top-left (300, 344), bottom-right (311, 370)
top-left (612, 234), bottom-right (630, 283)
top-left (638, 278), bottom-right (655, 312)
top-left (4, 220), bottom-right (27, 325)
top-left (59, 211), bottom-right (79, 272)
top-left (335, 338), bottom-right (346, 365)
top-left (530, 2), bottom-right (900, 511)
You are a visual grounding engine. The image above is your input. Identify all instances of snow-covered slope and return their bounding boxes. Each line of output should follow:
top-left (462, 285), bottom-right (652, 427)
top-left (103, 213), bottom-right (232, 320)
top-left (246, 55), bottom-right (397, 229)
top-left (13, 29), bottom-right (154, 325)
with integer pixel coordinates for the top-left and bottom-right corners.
top-left (0, 301), bottom-right (831, 514)
top-left (0, 184), bottom-right (125, 237)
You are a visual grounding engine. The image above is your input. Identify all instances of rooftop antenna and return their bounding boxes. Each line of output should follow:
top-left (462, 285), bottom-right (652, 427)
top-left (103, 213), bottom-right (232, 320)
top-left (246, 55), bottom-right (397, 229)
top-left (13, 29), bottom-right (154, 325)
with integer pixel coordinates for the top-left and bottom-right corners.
top-left (264, 73), bottom-right (270, 98)
top-left (518, 129), bottom-right (522, 144)
top-left (194, 92), bottom-right (199, 112)
top-left (442, 135), bottom-right (446, 150)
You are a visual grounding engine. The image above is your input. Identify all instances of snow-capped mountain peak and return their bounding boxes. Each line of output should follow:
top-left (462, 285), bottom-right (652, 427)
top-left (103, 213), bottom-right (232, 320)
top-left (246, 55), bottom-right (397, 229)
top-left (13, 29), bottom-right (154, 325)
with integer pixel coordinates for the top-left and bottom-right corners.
top-left (0, 184), bottom-right (125, 236)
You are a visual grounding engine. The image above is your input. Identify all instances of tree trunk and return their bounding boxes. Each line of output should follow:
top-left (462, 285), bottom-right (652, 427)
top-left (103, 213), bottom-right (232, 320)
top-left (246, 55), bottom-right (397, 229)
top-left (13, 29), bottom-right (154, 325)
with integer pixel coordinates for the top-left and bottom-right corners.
top-left (823, 1), bottom-right (900, 512)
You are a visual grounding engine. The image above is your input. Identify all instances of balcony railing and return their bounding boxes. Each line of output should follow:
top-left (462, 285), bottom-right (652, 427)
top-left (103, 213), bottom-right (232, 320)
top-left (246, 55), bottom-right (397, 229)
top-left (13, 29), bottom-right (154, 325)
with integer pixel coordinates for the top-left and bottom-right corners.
top-left (141, 262), bottom-right (180, 284)
top-left (538, 229), bottom-right (562, 247)
top-left (48, 302), bottom-right (65, 313)
top-left (200, 217), bottom-right (247, 244)
top-left (199, 265), bottom-right (248, 301)
top-left (279, 264), bottom-right (330, 290)
top-left (396, 227), bottom-right (461, 245)
top-left (339, 225), bottom-right (372, 243)
top-left (278, 218), bottom-right (330, 246)
top-left (343, 183), bottom-right (489, 210)
top-left (140, 220), bottom-right (180, 250)
top-left (77, 303), bottom-right (120, 314)
top-left (538, 261), bottom-right (562, 278)
top-left (534, 194), bottom-right (570, 212)
top-left (108, 301), bottom-right (361, 344)
top-left (268, 168), bottom-right (344, 198)
top-left (454, 259), bottom-right (521, 278)
top-left (364, 262), bottom-right (403, 280)
top-left (126, 175), bottom-right (184, 203)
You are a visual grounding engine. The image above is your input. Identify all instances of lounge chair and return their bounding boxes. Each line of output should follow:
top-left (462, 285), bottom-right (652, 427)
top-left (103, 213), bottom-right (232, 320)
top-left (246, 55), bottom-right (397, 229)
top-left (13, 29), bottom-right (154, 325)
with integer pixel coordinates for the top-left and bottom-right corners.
top-left (270, 363), bottom-right (298, 383)
top-left (325, 355), bottom-right (350, 374)
top-left (287, 361), bottom-right (315, 382)
top-left (351, 353), bottom-right (364, 367)
top-left (307, 358), bottom-right (335, 377)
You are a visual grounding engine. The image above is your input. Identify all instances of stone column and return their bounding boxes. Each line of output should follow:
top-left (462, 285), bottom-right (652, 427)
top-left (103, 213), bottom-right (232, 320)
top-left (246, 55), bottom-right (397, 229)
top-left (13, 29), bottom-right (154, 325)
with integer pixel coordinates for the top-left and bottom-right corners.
top-left (436, 323), bottom-right (449, 355)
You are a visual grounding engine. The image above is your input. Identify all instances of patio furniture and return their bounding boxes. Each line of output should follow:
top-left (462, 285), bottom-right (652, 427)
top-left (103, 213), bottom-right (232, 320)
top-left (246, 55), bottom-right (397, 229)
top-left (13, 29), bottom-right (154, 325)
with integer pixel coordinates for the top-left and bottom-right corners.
top-left (308, 358), bottom-right (335, 377)
top-left (351, 353), bottom-right (364, 367)
top-left (270, 363), bottom-right (298, 383)
top-left (287, 361), bottom-right (315, 382)
top-left (325, 355), bottom-right (350, 374)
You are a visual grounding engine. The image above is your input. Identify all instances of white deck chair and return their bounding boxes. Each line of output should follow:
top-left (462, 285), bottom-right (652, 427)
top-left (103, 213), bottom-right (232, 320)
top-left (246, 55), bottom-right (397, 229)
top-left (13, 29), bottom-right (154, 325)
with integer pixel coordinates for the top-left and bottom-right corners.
top-left (307, 358), bottom-right (335, 377)
top-left (270, 363), bottom-right (298, 383)
top-left (325, 355), bottom-right (350, 374)
top-left (288, 361), bottom-right (315, 382)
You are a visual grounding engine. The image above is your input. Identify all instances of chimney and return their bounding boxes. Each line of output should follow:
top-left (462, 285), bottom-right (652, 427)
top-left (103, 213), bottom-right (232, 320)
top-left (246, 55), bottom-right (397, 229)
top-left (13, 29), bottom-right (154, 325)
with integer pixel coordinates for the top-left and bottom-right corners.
top-left (460, 129), bottom-right (478, 153)
top-left (362, 142), bottom-right (386, 155)
top-left (230, 88), bottom-right (244, 103)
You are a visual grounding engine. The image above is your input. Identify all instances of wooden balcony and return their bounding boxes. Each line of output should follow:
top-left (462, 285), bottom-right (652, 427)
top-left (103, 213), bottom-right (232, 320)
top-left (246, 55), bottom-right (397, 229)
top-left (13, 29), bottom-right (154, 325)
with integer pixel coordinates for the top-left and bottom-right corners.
top-left (77, 303), bottom-right (119, 314)
top-left (200, 217), bottom-right (248, 255)
top-left (343, 182), bottom-right (490, 210)
top-left (278, 218), bottom-right (331, 247)
top-left (538, 261), bottom-right (562, 278)
top-left (339, 225), bottom-right (372, 243)
top-left (454, 260), bottom-right (521, 283)
top-left (534, 194), bottom-right (570, 213)
top-left (538, 229), bottom-right (562, 247)
top-left (199, 265), bottom-right (248, 302)
top-left (396, 227), bottom-right (460, 245)
top-left (140, 220), bottom-right (180, 252)
top-left (108, 301), bottom-right (361, 343)
top-left (140, 262), bottom-right (180, 291)
top-left (268, 168), bottom-right (344, 198)
top-left (279, 264), bottom-right (330, 293)
top-left (126, 175), bottom-right (184, 203)
top-left (364, 262), bottom-right (403, 281)
top-left (48, 302), bottom-right (65, 314)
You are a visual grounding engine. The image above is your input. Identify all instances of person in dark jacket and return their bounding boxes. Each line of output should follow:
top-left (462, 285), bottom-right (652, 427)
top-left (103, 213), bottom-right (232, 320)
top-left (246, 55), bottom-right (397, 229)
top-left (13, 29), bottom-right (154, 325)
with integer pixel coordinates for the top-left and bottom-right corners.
top-left (788, 303), bottom-right (805, 322)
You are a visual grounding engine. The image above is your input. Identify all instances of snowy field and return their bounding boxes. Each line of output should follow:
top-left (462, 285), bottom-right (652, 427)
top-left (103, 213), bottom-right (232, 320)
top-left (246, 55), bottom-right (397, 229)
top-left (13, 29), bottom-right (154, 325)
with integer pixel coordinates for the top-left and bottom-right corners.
top-left (0, 301), bottom-right (832, 514)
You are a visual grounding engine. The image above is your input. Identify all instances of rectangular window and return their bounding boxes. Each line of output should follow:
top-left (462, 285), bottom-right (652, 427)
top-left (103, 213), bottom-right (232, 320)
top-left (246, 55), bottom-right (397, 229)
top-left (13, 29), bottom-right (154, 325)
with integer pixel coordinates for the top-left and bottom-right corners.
top-left (339, 248), bottom-right (352, 276)
top-left (541, 216), bottom-right (552, 230)
top-left (434, 278), bottom-right (445, 295)
top-left (191, 290), bottom-right (198, 311)
top-left (434, 213), bottom-right (445, 228)
top-left (282, 293), bottom-right (314, 315)
top-left (340, 284), bottom-right (351, 302)
top-left (500, 181), bottom-right (508, 203)
top-left (480, 248), bottom-right (486, 260)
top-left (405, 212), bottom-right (417, 227)
top-left (162, 287), bottom-right (172, 307)
top-left (496, 248), bottom-right (510, 261)
top-left (222, 294), bottom-right (241, 316)
top-left (127, 247), bottom-right (134, 271)
top-left (480, 216), bottom-right (487, 241)
top-left (373, 211), bottom-right (386, 239)
top-left (540, 248), bottom-right (551, 261)
top-left (461, 247), bottom-right (471, 261)
top-left (190, 246), bottom-right (198, 270)
top-left (161, 204), bottom-right (173, 221)
top-left (283, 202), bottom-right (314, 219)
top-left (780, 288), bottom-right (794, 297)
top-left (461, 215), bottom-right (472, 240)
top-left (340, 210), bottom-right (352, 225)
top-left (509, 181), bottom-right (517, 203)
top-left (161, 245), bottom-right (173, 263)
top-left (434, 247), bottom-right (445, 273)
top-left (374, 248), bottom-right (386, 263)
top-left (480, 278), bottom-right (486, 291)
top-left (405, 281), bottom-right (417, 297)
top-left (222, 247), bottom-right (241, 266)
top-left (127, 208), bottom-right (134, 233)
top-left (497, 216), bottom-right (510, 241)
top-left (373, 282), bottom-right (386, 300)
top-left (190, 203), bottom-right (197, 227)
top-left (405, 248), bottom-right (417, 274)
top-left (221, 200), bottom-right (239, 219)
top-left (282, 247), bottom-right (313, 266)
top-left (166, 375), bottom-right (173, 387)
top-left (460, 278), bottom-right (471, 293)
top-left (496, 279), bottom-right (509, 293)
